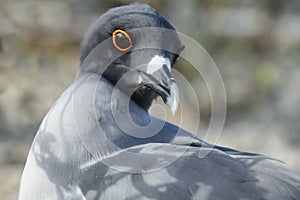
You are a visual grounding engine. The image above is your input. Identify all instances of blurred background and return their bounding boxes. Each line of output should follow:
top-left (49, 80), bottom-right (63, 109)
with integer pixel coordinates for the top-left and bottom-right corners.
top-left (1, 0), bottom-right (300, 199)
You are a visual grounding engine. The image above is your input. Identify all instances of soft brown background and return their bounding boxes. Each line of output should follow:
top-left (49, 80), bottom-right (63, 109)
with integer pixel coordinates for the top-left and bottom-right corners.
top-left (1, 0), bottom-right (300, 199)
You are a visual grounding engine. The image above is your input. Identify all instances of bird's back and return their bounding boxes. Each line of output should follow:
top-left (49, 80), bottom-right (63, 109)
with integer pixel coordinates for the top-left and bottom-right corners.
top-left (76, 142), bottom-right (300, 200)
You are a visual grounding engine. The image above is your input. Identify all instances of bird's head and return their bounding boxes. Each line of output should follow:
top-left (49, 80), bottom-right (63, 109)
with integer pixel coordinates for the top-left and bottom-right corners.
top-left (80, 3), bottom-right (184, 114)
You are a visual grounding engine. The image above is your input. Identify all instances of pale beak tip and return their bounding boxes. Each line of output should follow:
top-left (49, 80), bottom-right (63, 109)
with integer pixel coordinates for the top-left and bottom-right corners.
top-left (166, 82), bottom-right (179, 115)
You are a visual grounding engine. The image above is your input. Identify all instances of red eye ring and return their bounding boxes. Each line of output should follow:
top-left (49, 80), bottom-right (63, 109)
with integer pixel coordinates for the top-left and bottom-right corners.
top-left (112, 29), bottom-right (133, 52)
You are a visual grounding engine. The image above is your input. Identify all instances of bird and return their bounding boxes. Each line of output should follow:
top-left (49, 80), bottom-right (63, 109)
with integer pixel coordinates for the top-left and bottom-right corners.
top-left (19, 3), bottom-right (300, 200)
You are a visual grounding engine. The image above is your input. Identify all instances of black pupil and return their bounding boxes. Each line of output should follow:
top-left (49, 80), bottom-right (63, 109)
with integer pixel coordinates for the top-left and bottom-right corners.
top-left (115, 33), bottom-right (130, 49)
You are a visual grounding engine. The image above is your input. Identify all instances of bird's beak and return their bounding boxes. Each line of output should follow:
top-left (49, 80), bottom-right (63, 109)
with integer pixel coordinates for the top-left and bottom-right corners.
top-left (143, 55), bottom-right (179, 115)
top-left (166, 82), bottom-right (179, 115)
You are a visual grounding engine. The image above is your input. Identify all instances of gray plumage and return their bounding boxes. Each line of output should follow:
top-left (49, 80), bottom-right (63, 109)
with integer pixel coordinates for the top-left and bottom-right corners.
top-left (19, 3), bottom-right (300, 200)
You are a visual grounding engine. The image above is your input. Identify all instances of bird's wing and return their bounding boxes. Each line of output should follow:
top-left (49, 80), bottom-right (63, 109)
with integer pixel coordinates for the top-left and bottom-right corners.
top-left (79, 143), bottom-right (300, 200)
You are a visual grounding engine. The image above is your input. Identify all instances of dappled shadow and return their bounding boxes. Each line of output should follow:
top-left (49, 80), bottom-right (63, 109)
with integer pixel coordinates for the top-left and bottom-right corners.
top-left (74, 144), bottom-right (275, 199)
top-left (30, 86), bottom-right (91, 198)
top-left (25, 73), bottom-right (300, 199)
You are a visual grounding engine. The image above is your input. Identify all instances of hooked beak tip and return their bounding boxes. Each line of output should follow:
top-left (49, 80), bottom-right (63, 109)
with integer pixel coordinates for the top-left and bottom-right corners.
top-left (166, 82), bottom-right (179, 115)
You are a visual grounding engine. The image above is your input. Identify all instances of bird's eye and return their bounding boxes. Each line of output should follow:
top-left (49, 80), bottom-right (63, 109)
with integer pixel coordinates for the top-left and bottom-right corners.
top-left (112, 29), bottom-right (133, 52)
